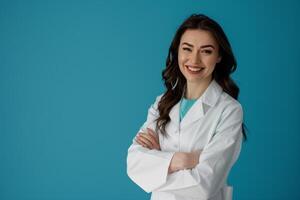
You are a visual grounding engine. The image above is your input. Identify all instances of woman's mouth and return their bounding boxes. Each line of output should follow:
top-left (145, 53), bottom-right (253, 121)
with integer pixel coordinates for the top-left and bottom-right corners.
top-left (185, 65), bottom-right (205, 74)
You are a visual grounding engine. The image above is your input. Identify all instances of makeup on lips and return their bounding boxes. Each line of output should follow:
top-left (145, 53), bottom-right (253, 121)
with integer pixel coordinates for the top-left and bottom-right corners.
top-left (185, 65), bottom-right (205, 74)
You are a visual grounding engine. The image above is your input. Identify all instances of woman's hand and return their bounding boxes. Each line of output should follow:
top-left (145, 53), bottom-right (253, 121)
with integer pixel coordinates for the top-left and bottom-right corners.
top-left (135, 128), bottom-right (161, 151)
top-left (168, 150), bottom-right (202, 174)
top-left (135, 128), bottom-right (202, 174)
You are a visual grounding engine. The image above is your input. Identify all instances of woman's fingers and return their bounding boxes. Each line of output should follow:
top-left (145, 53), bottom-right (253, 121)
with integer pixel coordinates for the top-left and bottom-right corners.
top-left (147, 128), bottom-right (160, 144)
top-left (147, 128), bottom-right (159, 140)
top-left (135, 129), bottom-right (161, 150)
top-left (135, 132), bottom-right (147, 147)
top-left (147, 128), bottom-right (161, 150)
top-left (146, 129), bottom-right (161, 150)
top-left (145, 134), bottom-right (160, 150)
top-left (135, 137), bottom-right (148, 148)
top-left (139, 133), bottom-right (156, 147)
top-left (146, 131), bottom-right (158, 144)
top-left (136, 134), bottom-right (153, 149)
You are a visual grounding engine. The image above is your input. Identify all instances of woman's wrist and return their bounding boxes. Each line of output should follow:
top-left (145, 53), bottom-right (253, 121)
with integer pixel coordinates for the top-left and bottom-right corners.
top-left (168, 152), bottom-right (184, 173)
top-left (168, 151), bottom-right (201, 174)
top-left (168, 152), bottom-right (191, 173)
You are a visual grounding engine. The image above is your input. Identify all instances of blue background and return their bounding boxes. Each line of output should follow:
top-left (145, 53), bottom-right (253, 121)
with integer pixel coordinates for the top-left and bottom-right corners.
top-left (1, 0), bottom-right (299, 199)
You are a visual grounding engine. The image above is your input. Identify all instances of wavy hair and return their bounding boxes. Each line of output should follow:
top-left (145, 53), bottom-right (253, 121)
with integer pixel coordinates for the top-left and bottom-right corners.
top-left (155, 14), bottom-right (247, 141)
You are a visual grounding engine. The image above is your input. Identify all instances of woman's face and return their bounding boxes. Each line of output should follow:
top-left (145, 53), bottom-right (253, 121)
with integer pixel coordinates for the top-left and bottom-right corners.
top-left (178, 29), bottom-right (221, 84)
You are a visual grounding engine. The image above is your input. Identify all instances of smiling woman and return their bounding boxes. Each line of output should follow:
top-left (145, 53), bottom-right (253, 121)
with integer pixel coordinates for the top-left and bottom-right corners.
top-left (178, 29), bottom-right (222, 98)
top-left (127, 14), bottom-right (247, 200)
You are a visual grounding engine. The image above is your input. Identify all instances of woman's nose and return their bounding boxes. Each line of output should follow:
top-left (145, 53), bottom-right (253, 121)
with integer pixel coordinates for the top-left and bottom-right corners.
top-left (190, 51), bottom-right (202, 65)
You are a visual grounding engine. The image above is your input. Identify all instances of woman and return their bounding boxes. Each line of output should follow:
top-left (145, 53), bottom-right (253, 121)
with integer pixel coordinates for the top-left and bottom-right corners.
top-left (127, 14), bottom-right (246, 200)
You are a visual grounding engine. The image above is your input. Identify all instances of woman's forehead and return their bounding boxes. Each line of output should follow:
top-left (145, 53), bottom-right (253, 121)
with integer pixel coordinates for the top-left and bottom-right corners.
top-left (180, 29), bottom-right (218, 47)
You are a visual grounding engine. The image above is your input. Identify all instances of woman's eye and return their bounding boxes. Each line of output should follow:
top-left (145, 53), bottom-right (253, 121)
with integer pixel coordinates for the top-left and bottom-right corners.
top-left (202, 49), bottom-right (212, 54)
top-left (182, 47), bottom-right (192, 52)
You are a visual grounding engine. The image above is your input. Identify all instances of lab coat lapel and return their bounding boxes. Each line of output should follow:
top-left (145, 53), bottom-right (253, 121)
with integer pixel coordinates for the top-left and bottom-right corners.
top-left (180, 80), bottom-right (223, 128)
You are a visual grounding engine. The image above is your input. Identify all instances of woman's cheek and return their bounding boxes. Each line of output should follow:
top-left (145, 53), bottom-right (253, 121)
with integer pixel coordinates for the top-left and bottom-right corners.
top-left (205, 58), bottom-right (218, 69)
top-left (178, 53), bottom-right (184, 64)
top-left (178, 56), bottom-right (187, 70)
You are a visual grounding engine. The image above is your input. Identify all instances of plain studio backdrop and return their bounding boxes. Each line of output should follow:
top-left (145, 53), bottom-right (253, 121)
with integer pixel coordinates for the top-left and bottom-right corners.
top-left (0, 0), bottom-right (299, 199)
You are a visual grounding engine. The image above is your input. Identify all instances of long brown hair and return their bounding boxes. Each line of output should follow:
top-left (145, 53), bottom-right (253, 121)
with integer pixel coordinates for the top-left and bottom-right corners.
top-left (155, 14), bottom-right (247, 141)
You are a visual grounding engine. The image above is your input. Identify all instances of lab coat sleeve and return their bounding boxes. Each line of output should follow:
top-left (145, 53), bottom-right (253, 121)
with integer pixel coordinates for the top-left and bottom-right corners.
top-left (127, 95), bottom-right (175, 193)
top-left (152, 103), bottom-right (244, 199)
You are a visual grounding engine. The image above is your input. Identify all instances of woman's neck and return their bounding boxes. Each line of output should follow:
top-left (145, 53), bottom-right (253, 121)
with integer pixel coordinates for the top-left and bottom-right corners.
top-left (185, 78), bottom-right (212, 100)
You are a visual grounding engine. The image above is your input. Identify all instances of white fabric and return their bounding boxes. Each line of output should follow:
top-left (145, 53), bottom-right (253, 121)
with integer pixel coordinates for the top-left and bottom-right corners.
top-left (127, 80), bottom-right (243, 200)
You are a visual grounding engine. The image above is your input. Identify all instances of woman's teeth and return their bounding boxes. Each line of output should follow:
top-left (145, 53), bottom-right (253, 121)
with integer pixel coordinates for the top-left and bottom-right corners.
top-left (186, 66), bottom-right (204, 72)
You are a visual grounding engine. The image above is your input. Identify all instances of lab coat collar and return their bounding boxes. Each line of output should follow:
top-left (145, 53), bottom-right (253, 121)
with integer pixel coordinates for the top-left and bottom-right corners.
top-left (169, 79), bottom-right (223, 129)
top-left (201, 79), bottom-right (223, 107)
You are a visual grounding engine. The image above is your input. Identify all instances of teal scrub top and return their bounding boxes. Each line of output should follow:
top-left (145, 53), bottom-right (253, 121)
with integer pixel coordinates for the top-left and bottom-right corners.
top-left (179, 97), bottom-right (197, 122)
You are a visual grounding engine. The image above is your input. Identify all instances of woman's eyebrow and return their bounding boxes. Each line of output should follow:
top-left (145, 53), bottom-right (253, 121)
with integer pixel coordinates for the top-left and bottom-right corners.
top-left (200, 44), bottom-right (215, 49)
top-left (182, 42), bottom-right (194, 47)
top-left (182, 42), bottom-right (215, 49)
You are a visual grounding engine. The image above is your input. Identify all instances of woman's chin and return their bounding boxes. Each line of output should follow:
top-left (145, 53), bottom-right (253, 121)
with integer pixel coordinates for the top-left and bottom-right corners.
top-left (185, 75), bottom-right (213, 85)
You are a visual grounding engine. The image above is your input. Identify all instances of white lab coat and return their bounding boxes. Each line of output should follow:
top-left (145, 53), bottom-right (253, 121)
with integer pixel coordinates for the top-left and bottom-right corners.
top-left (127, 80), bottom-right (243, 200)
